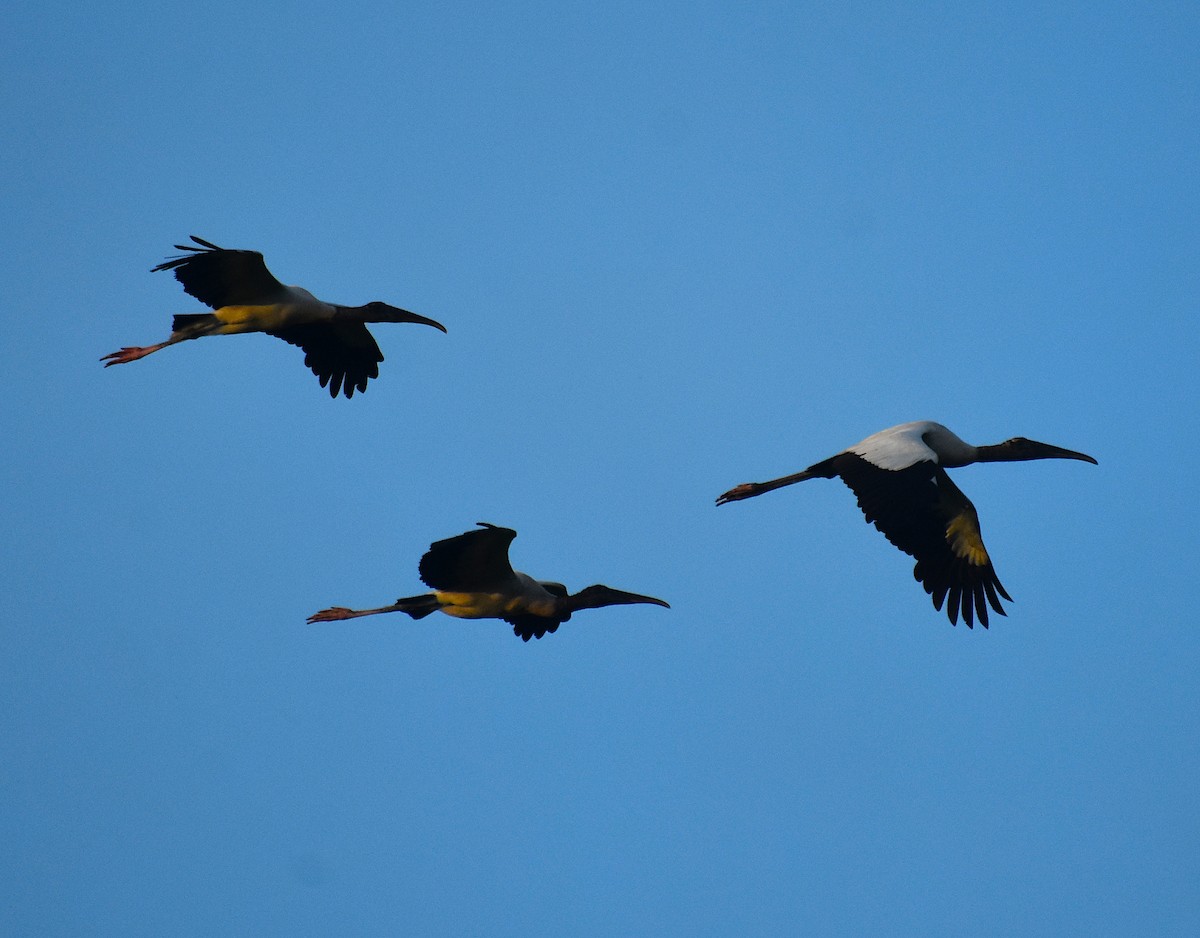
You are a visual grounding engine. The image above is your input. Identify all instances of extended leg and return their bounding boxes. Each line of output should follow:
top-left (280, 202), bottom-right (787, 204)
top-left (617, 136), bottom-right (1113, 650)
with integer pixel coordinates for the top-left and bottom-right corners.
top-left (101, 327), bottom-right (205, 367)
top-left (716, 469), bottom-right (816, 505)
top-left (307, 604), bottom-right (407, 623)
top-left (101, 318), bottom-right (220, 367)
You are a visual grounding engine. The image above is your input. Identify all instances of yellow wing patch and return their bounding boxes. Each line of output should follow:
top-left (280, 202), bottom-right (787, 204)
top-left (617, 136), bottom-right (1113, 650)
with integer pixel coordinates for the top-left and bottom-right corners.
top-left (945, 512), bottom-right (990, 566)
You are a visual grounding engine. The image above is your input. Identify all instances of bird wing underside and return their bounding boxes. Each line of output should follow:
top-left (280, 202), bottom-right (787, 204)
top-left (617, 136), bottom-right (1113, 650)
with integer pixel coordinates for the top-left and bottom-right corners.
top-left (835, 454), bottom-right (1011, 628)
top-left (152, 237), bottom-right (286, 308)
top-left (267, 322), bottom-right (383, 398)
top-left (503, 613), bottom-right (566, 642)
top-left (418, 524), bottom-right (520, 592)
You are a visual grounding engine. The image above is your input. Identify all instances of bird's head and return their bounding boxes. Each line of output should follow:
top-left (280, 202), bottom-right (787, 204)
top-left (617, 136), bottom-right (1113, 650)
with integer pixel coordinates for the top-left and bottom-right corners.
top-left (569, 585), bottom-right (672, 612)
top-left (988, 437), bottom-right (1098, 465)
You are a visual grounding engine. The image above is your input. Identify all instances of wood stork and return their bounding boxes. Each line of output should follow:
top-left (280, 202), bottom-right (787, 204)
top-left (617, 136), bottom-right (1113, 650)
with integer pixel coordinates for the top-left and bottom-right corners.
top-left (716, 421), bottom-right (1097, 628)
top-left (102, 236), bottom-right (447, 398)
top-left (307, 523), bottom-right (670, 641)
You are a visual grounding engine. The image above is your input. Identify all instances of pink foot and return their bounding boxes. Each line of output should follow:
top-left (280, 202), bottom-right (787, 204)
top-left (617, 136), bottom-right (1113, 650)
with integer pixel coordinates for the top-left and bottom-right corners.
top-left (307, 607), bottom-right (355, 624)
top-left (715, 483), bottom-right (760, 506)
top-left (101, 345), bottom-right (161, 367)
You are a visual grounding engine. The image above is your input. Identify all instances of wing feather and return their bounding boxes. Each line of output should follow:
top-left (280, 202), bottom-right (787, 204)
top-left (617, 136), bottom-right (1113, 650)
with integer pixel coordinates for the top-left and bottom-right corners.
top-left (419, 524), bottom-right (520, 592)
top-left (152, 236), bottom-right (287, 308)
top-left (504, 614), bottom-right (565, 642)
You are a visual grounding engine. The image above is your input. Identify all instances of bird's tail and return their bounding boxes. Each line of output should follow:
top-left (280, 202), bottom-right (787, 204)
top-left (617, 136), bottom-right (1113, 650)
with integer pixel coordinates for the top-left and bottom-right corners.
top-left (172, 313), bottom-right (219, 334)
top-left (393, 594), bottom-right (442, 620)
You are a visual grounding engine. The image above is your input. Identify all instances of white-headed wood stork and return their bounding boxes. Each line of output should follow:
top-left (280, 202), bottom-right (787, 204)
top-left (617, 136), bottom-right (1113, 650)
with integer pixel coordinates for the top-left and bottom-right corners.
top-left (102, 236), bottom-right (447, 398)
top-left (716, 421), bottom-right (1097, 628)
top-left (307, 523), bottom-right (671, 641)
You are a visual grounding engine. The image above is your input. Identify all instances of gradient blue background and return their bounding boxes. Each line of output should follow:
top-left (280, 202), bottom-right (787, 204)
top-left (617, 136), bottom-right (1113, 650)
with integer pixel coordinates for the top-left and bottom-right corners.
top-left (3, 2), bottom-right (1197, 934)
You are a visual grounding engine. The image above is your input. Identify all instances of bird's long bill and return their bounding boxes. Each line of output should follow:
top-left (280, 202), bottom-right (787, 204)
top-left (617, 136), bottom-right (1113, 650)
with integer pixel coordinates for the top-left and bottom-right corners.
top-left (377, 304), bottom-right (448, 333)
top-left (613, 589), bottom-right (671, 608)
top-left (1022, 440), bottom-right (1099, 464)
top-left (573, 585), bottom-right (671, 610)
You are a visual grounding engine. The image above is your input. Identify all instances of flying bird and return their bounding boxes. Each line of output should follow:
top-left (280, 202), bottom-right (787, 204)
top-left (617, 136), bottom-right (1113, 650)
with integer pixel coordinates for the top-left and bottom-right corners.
top-left (102, 236), bottom-right (447, 398)
top-left (308, 523), bottom-right (670, 641)
top-left (716, 421), bottom-right (1097, 627)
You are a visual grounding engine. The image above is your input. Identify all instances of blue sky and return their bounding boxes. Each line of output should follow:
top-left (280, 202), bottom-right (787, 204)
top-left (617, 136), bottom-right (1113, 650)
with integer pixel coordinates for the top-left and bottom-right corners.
top-left (2, 2), bottom-right (1198, 935)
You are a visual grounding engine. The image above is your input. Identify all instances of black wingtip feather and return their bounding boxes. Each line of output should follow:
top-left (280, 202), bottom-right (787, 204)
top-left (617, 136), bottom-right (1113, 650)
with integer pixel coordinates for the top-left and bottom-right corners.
top-left (995, 577), bottom-right (1013, 603)
top-left (962, 588), bottom-right (977, 629)
top-left (913, 552), bottom-right (1011, 628)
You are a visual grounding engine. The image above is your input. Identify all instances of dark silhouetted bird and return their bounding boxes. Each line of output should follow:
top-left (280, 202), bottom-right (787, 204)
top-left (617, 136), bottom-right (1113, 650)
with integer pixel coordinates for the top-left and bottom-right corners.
top-left (103, 236), bottom-right (446, 397)
top-left (308, 523), bottom-right (670, 641)
top-left (717, 421), bottom-right (1096, 627)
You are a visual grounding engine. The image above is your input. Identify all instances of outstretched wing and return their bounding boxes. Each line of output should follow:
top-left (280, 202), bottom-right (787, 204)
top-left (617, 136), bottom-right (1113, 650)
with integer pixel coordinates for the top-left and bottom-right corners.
top-left (834, 454), bottom-right (1011, 628)
top-left (152, 236), bottom-right (287, 308)
top-left (267, 321), bottom-right (383, 398)
top-left (419, 523), bottom-right (520, 592)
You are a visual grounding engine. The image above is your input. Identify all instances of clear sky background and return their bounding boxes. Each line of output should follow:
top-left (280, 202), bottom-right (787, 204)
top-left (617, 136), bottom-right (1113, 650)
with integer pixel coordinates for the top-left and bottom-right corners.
top-left (3, 2), bottom-right (1197, 935)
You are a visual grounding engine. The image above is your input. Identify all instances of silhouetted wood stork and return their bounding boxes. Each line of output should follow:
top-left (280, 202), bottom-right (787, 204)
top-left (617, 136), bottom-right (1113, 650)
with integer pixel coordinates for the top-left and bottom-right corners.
top-left (308, 523), bottom-right (670, 641)
top-left (716, 421), bottom-right (1097, 628)
top-left (102, 236), bottom-right (447, 398)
